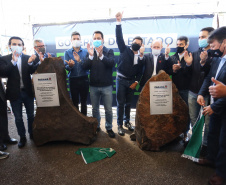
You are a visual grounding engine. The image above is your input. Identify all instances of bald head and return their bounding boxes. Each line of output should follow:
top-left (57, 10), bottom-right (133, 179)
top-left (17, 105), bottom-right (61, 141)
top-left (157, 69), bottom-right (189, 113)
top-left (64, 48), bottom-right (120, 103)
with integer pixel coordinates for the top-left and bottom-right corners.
top-left (151, 40), bottom-right (163, 50)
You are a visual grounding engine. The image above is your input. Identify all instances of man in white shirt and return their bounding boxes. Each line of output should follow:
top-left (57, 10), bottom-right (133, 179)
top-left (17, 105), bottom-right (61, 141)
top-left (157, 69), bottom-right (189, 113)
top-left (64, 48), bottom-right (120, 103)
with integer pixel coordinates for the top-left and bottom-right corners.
top-left (139, 40), bottom-right (170, 88)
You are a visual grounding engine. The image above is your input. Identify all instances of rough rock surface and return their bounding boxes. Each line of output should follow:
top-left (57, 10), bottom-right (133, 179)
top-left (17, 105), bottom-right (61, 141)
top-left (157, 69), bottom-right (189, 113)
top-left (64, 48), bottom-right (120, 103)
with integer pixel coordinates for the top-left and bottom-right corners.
top-left (33, 57), bottom-right (98, 146)
top-left (135, 70), bottom-right (188, 151)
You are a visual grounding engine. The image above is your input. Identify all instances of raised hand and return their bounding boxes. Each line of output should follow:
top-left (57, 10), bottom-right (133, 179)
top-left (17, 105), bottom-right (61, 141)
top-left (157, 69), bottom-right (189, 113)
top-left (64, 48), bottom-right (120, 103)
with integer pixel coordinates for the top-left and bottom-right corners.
top-left (209, 77), bottom-right (226, 98)
top-left (200, 51), bottom-right (208, 64)
top-left (173, 61), bottom-right (181, 73)
top-left (47, 53), bottom-right (52, 58)
top-left (65, 59), bottom-right (75, 67)
top-left (116, 12), bottom-right (123, 22)
top-left (184, 51), bottom-right (193, 65)
top-left (87, 43), bottom-right (94, 56)
top-left (165, 44), bottom-right (170, 56)
top-left (95, 45), bottom-right (103, 58)
top-left (28, 54), bottom-right (37, 63)
top-left (139, 44), bottom-right (145, 57)
top-left (38, 52), bottom-right (44, 63)
top-left (73, 51), bottom-right (81, 62)
top-left (12, 50), bottom-right (19, 62)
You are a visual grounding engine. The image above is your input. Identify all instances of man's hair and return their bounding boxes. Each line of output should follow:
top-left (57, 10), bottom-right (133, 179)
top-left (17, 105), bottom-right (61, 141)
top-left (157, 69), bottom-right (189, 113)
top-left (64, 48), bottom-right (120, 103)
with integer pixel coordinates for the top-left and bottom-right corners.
top-left (8, 36), bottom-right (24, 46)
top-left (33, 39), bottom-right (44, 47)
top-left (71, 31), bottom-right (81, 38)
top-left (200, 27), bottom-right (214, 34)
top-left (133, 36), bottom-right (143, 44)
top-left (177, 36), bottom-right (189, 45)
top-left (93, 31), bottom-right (104, 39)
top-left (208, 26), bottom-right (226, 44)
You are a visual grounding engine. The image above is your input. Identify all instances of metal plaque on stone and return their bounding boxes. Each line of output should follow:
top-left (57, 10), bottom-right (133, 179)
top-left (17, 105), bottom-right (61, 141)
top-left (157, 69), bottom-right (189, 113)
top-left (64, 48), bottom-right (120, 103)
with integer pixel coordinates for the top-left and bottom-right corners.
top-left (149, 81), bottom-right (172, 115)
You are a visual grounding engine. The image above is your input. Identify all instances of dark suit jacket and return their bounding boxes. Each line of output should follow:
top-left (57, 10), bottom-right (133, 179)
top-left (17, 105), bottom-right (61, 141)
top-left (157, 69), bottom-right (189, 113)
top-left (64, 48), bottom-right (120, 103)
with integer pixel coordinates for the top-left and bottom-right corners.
top-left (140, 53), bottom-right (169, 87)
top-left (0, 78), bottom-right (5, 102)
top-left (198, 57), bottom-right (226, 115)
top-left (0, 54), bottom-right (37, 101)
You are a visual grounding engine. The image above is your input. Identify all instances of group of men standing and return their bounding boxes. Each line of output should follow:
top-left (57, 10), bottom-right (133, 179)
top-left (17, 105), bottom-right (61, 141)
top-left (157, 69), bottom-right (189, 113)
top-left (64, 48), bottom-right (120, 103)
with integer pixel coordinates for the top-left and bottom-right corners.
top-left (0, 11), bottom-right (226, 185)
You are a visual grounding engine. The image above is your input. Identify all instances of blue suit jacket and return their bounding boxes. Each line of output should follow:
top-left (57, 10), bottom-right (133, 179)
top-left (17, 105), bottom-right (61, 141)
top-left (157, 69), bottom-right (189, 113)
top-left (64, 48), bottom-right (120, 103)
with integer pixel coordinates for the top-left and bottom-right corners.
top-left (198, 57), bottom-right (226, 115)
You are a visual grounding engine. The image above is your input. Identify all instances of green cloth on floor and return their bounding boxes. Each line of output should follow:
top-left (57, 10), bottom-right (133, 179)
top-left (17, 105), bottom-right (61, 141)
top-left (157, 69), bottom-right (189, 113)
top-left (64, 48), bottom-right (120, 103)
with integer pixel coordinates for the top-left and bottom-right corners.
top-left (182, 115), bottom-right (205, 162)
top-left (76, 148), bottom-right (116, 164)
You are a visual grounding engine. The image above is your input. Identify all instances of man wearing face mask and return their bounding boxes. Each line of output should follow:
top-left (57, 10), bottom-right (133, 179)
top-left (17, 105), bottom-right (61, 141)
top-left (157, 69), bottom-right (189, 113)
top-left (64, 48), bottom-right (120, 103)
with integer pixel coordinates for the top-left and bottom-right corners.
top-left (64, 31), bottom-right (89, 116)
top-left (33, 39), bottom-right (55, 64)
top-left (165, 36), bottom-right (192, 143)
top-left (196, 26), bottom-right (226, 185)
top-left (0, 36), bottom-right (38, 148)
top-left (184, 27), bottom-right (214, 156)
top-left (139, 40), bottom-right (171, 89)
top-left (115, 12), bottom-right (144, 136)
top-left (82, 31), bottom-right (115, 138)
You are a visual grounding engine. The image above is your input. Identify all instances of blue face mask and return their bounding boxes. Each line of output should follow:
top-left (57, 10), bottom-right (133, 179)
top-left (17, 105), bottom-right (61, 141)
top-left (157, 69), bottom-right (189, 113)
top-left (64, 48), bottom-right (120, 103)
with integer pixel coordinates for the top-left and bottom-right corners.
top-left (198, 39), bottom-right (209, 48)
top-left (93, 40), bottom-right (102, 48)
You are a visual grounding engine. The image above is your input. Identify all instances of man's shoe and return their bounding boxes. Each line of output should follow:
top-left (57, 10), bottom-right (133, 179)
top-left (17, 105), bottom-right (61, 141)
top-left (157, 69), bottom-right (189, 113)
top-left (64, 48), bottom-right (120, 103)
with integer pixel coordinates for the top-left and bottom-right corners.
top-left (200, 145), bottom-right (208, 157)
top-left (118, 125), bottom-right (125, 136)
top-left (96, 127), bottom-right (101, 132)
top-left (4, 138), bottom-right (18, 144)
top-left (124, 122), bottom-right (134, 131)
top-left (196, 158), bottom-right (215, 168)
top-left (0, 144), bottom-right (7, 151)
top-left (208, 173), bottom-right (225, 185)
top-left (18, 137), bottom-right (27, 148)
top-left (107, 129), bottom-right (115, 138)
top-left (130, 133), bottom-right (136, 141)
top-left (0, 151), bottom-right (9, 160)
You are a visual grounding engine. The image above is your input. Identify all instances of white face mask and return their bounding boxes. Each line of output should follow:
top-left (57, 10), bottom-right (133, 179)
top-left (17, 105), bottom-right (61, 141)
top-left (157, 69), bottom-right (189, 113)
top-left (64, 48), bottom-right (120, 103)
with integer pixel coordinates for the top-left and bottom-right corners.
top-left (11, 46), bottom-right (23, 55)
top-left (72, 40), bottom-right (82, 48)
top-left (152, 49), bottom-right (161, 56)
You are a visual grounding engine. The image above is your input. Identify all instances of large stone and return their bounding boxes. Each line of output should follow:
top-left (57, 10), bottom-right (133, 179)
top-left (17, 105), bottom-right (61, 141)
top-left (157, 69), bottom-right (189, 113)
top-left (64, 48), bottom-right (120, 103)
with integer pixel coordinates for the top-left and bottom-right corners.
top-left (135, 70), bottom-right (188, 151)
top-left (33, 57), bottom-right (98, 146)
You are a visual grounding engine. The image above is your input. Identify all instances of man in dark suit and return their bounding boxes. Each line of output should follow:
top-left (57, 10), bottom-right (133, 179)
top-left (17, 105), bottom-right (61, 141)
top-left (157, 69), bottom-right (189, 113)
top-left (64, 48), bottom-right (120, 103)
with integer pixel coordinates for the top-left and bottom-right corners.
top-left (140, 40), bottom-right (171, 88)
top-left (33, 39), bottom-right (55, 64)
top-left (115, 12), bottom-right (144, 136)
top-left (0, 36), bottom-right (38, 148)
top-left (0, 77), bottom-right (18, 151)
top-left (197, 26), bottom-right (226, 185)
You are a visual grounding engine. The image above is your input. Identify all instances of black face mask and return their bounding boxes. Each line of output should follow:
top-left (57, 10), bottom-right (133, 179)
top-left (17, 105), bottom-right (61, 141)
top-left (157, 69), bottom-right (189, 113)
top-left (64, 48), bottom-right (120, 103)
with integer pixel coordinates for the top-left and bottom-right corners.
top-left (208, 49), bottom-right (223, 58)
top-left (39, 47), bottom-right (46, 55)
top-left (176, 46), bottom-right (184, 53)
top-left (131, 43), bottom-right (141, 51)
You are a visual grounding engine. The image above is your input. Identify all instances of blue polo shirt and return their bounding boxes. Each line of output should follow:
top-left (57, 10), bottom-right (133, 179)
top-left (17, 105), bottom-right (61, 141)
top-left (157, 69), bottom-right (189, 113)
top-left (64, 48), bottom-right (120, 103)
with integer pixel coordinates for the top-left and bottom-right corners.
top-left (64, 47), bottom-right (89, 78)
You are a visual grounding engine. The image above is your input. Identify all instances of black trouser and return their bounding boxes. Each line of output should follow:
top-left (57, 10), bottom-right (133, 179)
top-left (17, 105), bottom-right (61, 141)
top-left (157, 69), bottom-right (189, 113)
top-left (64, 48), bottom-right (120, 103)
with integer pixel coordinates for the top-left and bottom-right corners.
top-left (69, 76), bottom-right (89, 116)
top-left (0, 98), bottom-right (9, 145)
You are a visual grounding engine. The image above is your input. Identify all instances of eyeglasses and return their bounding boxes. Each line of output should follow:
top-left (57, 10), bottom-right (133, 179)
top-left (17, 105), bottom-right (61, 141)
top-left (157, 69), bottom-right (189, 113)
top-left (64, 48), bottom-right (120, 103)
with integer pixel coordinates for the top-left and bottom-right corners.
top-left (35, 45), bottom-right (46, 48)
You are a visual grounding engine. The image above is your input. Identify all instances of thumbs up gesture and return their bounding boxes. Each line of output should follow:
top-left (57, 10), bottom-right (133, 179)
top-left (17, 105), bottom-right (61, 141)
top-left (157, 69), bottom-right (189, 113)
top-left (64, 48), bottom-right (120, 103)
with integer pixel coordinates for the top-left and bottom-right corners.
top-left (209, 77), bottom-right (226, 98)
top-left (173, 60), bottom-right (181, 73)
top-left (165, 44), bottom-right (170, 57)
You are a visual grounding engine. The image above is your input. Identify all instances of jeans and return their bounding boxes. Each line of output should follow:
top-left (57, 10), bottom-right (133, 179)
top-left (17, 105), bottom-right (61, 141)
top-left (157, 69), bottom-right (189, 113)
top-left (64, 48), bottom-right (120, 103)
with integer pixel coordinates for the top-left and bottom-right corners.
top-left (70, 76), bottom-right (89, 116)
top-left (188, 91), bottom-right (210, 146)
top-left (10, 90), bottom-right (34, 137)
top-left (178, 89), bottom-right (190, 133)
top-left (116, 77), bottom-right (135, 126)
top-left (90, 85), bottom-right (113, 130)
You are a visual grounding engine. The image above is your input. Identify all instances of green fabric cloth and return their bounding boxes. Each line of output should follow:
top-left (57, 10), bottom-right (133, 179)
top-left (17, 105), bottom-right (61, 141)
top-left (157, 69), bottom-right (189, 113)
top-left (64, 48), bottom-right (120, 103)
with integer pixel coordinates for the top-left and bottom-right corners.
top-left (182, 115), bottom-right (205, 162)
top-left (76, 148), bottom-right (116, 164)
